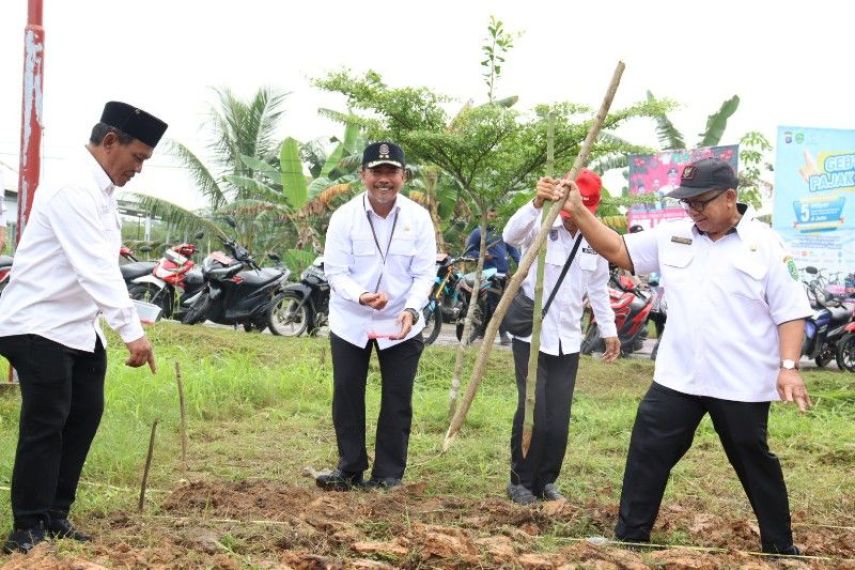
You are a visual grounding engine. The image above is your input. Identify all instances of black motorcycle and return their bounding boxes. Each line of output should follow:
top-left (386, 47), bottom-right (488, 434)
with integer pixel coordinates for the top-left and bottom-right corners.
top-left (421, 254), bottom-right (474, 346)
top-left (267, 256), bottom-right (330, 337)
top-left (181, 236), bottom-right (290, 331)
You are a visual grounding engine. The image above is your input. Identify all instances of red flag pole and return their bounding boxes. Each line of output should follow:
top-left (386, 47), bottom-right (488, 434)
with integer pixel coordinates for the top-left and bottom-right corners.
top-left (18, 0), bottom-right (45, 242)
top-left (8, 0), bottom-right (44, 385)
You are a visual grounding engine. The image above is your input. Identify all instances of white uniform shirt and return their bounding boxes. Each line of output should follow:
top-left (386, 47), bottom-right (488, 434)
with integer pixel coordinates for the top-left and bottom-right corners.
top-left (324, 192), bottom-right (437, 349)
top-left (0, 148), bottom-right (143, 351)
top-left (624, 206), bottom-right (811, 402)
top-left (503, 202), bottom-right (616, 355)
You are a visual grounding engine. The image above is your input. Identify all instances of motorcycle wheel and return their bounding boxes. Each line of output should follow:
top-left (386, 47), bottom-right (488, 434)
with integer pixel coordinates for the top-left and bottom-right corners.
top-left (422, 307), bottom-right (442, 346)
top-left (267, 292), bottom-right (312, 337)
top-left (181, 292), bottom-right (211, 325)
top-left (580, 323), bottom-right (603, 355)
top-left (815, 351), bottom-right (833, 368)
top-left (835, 333), bottom-right (855, 372)
top-left (456, 303), bottom-right (484, 344)
top-left (128, 284), bottom-right (172, 319)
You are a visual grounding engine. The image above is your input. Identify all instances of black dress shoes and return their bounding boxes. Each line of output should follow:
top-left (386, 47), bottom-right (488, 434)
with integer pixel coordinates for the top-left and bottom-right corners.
top-left (315, 468), bottom-right (363, 491)
top-left (506, 483), bottom-right (537, 505)
top-left (3, 523), bottom-right (47, 554)
top-left (541, 483), bottom-right (566, 501)
top-left (364, 477), bottom-right (402, 490)
top-left (47, 517), bottom-right (92, 541)
top-left (763, 544), bottom-right (801, 556)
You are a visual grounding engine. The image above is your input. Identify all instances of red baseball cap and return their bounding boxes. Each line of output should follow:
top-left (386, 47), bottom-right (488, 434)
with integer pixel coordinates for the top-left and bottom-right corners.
top-left (560, 168), bottom-right (602, 219)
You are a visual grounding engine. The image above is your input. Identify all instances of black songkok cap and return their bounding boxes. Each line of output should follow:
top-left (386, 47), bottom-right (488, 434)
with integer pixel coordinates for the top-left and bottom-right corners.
top-left (100, 101), bottom-right (168, 148)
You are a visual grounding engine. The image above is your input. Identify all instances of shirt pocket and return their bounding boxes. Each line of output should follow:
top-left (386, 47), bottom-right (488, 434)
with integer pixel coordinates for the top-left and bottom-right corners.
top-left (579, 252), bottom-right (598, 271)
top-left (660, 244), bottom-right (694, 286)
top-left (352, 239), bottom-right (376, 258)
top-left (389, 237), bottom-right (417, 258)
top-left (728, 253), bottom-right (767, 302)
top-left (545, 245), bottom-right (566, 267)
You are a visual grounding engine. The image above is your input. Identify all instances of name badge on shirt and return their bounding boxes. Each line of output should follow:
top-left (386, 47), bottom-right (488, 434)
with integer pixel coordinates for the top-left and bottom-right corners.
top-left (582, 246), bottom-right (595, 255)
top-left (670, 236), bottom-right (692, 245)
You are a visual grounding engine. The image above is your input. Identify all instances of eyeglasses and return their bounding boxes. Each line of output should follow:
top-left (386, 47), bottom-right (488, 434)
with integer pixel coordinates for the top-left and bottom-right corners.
top-left (679, 189), bottom-right (727, 212)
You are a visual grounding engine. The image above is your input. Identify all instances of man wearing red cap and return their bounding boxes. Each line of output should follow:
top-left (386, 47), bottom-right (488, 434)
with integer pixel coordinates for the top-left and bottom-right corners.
top-left (501, 169), bottom-right (620, 504)
top-left (0, 101), bottom-right (165, 553)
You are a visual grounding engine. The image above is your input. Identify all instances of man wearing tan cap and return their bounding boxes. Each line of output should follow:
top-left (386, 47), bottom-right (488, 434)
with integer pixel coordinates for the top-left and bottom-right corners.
top-left (0, 101), bottom-right (167, 553)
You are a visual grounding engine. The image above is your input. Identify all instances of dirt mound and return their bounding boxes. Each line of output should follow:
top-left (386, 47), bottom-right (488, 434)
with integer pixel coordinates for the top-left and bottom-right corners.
top-left (2, 480), bottom-right (851, 569)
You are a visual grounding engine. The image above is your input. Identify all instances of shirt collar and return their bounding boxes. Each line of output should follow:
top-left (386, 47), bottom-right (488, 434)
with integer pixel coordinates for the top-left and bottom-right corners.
top-left (82, 146), bottom-right (116, 198)
top-left (693, 202), bottom-right (752, 238)
top-left (361, 192), bottom-right (400, 217)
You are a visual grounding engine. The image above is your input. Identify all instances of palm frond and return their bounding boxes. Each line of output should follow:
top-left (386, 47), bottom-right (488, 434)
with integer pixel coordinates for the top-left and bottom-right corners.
top-left (125, 192), bottom-right (228, 240)
top-left (165, 140), bottom-right (228, 209)
top-left (647, 90), bottom-right (685, 150)
top-left (699, 95), bottom-right (740, 147)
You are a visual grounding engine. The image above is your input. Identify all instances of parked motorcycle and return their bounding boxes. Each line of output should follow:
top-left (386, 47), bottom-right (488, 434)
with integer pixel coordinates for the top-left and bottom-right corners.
top-left (119, 245), bottom-right (157, 288)
top-left (0, 254), bottom-right (14, 296)
top-left (181, 233), bottom-right (290, 331)
top-left (581, 270), bottom-right (653, 357)
top-left (836, 320), bottom-right (855, 372)
top-left (421, 254), bottom-right (474, 346)
top-left (453, 265), bottom-right (507, 343)
top-left (266, 256), bottom-right (330, 337)
top-left (802, 289), bottom-right (854, 367)
top-left (126, 233), bottom-right (205, 319)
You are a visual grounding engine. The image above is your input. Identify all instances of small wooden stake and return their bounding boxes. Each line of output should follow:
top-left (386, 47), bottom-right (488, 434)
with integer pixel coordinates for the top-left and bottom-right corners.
top-left (175, 362), bottom-right (188, 469)
top-left (138, 419), bottom-right (159, 513)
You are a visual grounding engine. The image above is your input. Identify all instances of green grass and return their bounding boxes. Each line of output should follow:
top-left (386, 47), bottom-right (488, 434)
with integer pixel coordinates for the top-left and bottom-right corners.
top-left (0, 322), bottom-right (852, 549)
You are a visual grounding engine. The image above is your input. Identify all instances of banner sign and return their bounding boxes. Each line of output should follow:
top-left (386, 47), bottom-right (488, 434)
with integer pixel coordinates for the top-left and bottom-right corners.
top-left (627, 145), bottom-right (738, 230)
top-left (773, 126), bottom-right (855, 294)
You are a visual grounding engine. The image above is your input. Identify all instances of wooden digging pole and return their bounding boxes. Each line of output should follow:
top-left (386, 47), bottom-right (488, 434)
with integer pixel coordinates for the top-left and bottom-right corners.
top-left (444, 61), bottom-right (626, 450)
top-left (521, 112), bottom-right (555, 458)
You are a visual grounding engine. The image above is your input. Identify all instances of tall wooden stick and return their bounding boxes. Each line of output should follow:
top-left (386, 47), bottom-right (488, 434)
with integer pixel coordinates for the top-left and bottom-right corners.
top-left (175, 362), bottom-right (188, 469)
top-left (444, 61), bottom-right (626, 450)
top-left (521, 112), bottom-right (555, 458)
top-left (138, 419), bottom-right (159, 513)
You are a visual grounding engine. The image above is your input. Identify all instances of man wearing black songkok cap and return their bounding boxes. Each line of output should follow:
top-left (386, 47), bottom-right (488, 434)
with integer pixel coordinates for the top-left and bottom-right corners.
top-left (0, 101), bottom-right (167, 554)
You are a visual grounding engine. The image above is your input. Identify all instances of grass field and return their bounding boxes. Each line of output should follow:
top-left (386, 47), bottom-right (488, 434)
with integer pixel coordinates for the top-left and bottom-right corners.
top-left (0, 322), bottom-right (852, 568)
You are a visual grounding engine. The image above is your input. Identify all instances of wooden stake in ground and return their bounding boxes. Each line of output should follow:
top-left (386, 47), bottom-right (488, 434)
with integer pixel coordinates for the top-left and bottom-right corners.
top-left (444, 61), bottom-right (626, 451)
top-left (175, 362), bottom-right (188, 469)
top-left (521, 113), bottom-right (554, 458)
top-left (138, 419), bottom-right (159, 513)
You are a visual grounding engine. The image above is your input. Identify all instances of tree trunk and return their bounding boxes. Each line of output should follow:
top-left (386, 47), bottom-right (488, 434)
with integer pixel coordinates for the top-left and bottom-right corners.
top-left (444, 61), bottom-right (626, 450)
top-left (448, 205), bottom-right (488, 418)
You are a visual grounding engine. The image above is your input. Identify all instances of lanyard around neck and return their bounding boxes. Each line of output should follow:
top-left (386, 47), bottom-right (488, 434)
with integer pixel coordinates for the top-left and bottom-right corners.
top-left (364, 194), bottom-right (400, 292)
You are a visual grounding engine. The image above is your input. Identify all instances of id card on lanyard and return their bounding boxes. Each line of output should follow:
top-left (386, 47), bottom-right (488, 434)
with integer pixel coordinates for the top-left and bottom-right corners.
top-left (364, 195), bottom-right (400, 293)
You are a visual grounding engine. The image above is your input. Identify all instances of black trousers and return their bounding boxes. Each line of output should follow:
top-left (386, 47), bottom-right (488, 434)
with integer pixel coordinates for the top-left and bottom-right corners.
top-left (509, 338), bottom-right (579, 496)
top-left (329, 332), bottom-right (424, 480)
top-left (615, 382), bottom-right (794, 551)
top-left (0, 334), bottom-right (106, 529)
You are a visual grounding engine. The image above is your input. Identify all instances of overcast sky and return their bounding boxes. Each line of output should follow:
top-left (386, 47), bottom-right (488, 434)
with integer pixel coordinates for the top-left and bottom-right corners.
top-left (1, 0), bottom-right (853, 208)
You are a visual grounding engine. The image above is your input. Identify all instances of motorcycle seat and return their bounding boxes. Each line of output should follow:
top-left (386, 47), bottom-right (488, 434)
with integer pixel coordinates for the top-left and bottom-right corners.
top-left (120, 261), bottom-right (156, 280)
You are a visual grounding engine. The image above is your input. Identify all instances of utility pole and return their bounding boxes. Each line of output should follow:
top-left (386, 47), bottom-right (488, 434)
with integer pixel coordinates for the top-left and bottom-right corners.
top-left (7, 0), bottom-right (44, 386)
top-left (18, 0), bottom-right (45, 242)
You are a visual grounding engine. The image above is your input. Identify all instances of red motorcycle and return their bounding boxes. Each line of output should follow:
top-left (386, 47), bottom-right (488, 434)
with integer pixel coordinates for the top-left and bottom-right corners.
top-left (581, 271), bottom-right (654, 357)
top-left (0, 254), bottom-right (14, 296)
top-left (127, 233), bottom-right (205, 319)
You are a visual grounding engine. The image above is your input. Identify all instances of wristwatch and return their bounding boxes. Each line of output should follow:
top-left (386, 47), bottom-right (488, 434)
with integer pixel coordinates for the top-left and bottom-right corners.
top-left (780, 359), bottom-right (800, 371)
top-left (404, 308), bottom-right (420, 325)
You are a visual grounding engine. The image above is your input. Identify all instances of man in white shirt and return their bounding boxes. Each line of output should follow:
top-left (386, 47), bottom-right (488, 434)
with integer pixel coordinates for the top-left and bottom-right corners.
top-left (0, 168), bottom-right (7, 252)
top-left (0, 101), bottom-right (165, 554)
top-left (502, 169), bottom-right (620, 505)
top-left (315, 142), bottom-right (436, 491)
top-left (554, 158), bottom-right (811, 555)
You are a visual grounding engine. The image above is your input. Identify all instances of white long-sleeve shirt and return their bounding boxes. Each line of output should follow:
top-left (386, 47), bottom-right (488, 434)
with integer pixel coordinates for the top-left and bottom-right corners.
top-left (503, 201), bottom-right (616, 355)
top-left (324, 192), bottom-right (437, 349)
top-left (0, 148), bottom-right (143, 351)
